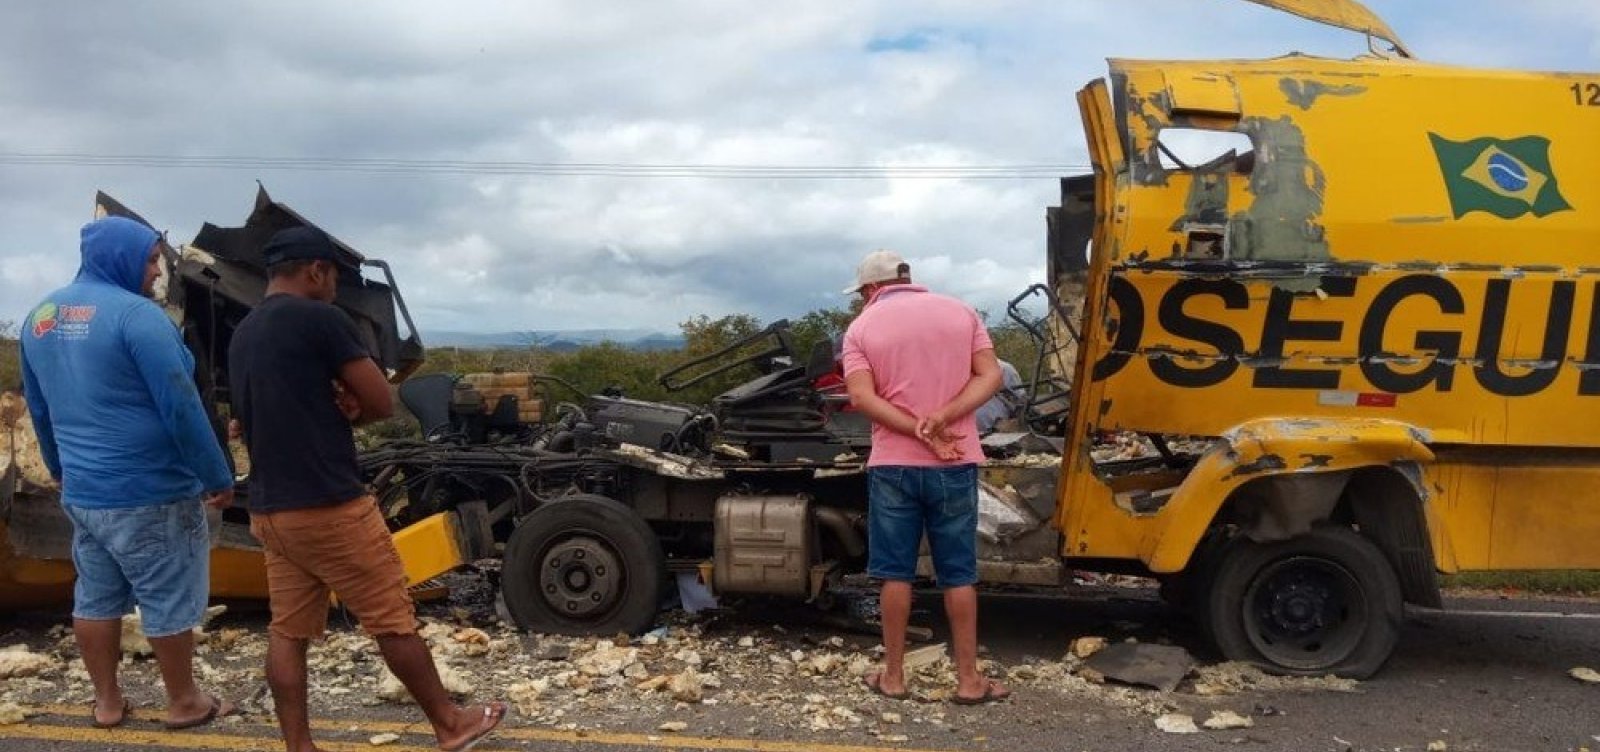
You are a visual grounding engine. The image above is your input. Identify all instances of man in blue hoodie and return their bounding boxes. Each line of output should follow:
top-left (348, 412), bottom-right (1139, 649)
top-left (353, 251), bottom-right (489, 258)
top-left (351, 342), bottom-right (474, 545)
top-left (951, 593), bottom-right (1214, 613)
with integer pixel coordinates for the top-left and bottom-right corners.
top-left (20, 216), bottom-right (237, 730)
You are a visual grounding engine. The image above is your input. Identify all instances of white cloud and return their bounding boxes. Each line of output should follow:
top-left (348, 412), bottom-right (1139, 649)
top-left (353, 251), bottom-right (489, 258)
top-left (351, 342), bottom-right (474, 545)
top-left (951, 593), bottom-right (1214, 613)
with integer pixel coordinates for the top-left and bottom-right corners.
top-left (0, 1), bottom-right (1593, 334)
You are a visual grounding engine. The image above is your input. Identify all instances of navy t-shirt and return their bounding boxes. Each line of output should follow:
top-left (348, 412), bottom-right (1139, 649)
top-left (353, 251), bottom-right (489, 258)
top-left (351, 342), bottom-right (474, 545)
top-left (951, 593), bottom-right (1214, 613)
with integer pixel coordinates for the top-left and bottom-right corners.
top-left (228, 294), bottom-right (372, 513)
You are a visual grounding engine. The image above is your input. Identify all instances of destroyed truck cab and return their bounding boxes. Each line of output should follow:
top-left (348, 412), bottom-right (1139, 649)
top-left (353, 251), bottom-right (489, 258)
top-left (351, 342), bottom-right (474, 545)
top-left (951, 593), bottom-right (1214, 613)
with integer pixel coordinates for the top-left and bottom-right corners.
top-left (0, 188), bottom-right (425, 608)
top-left (1048, 0), bottom-right (1600, 676)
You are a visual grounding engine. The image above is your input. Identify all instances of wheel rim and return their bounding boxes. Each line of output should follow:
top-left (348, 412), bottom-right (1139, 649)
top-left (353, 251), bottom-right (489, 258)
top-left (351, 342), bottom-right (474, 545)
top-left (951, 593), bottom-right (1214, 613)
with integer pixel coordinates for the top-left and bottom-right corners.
top-left (537, 533), bottom-right (627, 622)
top-left (1242, 555), bottom-right (1368, 671)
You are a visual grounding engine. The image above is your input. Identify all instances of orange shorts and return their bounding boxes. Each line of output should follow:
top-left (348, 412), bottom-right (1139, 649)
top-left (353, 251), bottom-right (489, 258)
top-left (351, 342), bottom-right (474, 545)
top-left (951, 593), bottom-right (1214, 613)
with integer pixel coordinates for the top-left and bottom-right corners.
top-left (249, 496), bottom-right (416, 640)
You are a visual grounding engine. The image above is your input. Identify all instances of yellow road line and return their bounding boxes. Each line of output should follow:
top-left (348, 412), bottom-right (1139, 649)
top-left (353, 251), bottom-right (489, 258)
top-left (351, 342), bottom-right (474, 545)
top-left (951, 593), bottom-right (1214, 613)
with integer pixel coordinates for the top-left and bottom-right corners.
top-left (29, 705), bottom-right (959, 752)
top-left (0, 722), bottom-right (482, 752)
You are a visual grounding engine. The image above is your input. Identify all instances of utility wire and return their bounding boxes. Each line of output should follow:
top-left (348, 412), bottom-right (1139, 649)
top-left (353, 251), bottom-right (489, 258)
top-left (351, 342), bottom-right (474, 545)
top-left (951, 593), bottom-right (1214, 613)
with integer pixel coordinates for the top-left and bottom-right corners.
top-left (0, 152), bottom-right (1091, 180)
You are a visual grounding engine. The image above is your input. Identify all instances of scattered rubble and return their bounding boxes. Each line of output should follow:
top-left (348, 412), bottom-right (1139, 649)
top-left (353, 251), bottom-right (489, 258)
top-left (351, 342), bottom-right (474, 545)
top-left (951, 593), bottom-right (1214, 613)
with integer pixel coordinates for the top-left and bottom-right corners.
top-left (1191, 662), bottom-right (1360, 696)
top-left (1571, 667), bottom-right (1600, 684)
top-left (0, 600), bottom-right (1375, 741)
top-left (0, 646), bottom-right (57, 679)
top-left (121, 605), bottom-right (229, 657)
top-left (0, 702), bottom-right (34, 726)
top-left (377, 655), bottom-right (473, 704)
top-left (1155, 713), bottom-right (1201, 734)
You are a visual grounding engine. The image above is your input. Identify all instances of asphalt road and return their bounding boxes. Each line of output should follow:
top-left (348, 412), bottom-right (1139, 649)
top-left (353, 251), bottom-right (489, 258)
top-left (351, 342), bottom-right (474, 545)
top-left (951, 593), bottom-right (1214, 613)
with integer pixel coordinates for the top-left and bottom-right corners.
top-left (2, 588), bottom-right (1597, 752)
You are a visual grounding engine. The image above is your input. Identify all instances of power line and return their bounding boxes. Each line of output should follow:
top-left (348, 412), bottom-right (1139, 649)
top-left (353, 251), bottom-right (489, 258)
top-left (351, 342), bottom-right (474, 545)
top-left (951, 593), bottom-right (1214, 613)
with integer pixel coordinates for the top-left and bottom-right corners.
top-left (0, 152), bottom-right (1091, 180)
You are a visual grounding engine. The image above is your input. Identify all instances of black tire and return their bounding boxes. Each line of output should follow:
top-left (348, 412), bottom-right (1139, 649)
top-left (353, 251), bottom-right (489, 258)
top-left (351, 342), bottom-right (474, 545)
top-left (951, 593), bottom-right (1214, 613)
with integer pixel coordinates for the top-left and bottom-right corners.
top-left (501, 495), bottom-right (666, 636)
top-left (1202, 526), bottom-right (1402, 679)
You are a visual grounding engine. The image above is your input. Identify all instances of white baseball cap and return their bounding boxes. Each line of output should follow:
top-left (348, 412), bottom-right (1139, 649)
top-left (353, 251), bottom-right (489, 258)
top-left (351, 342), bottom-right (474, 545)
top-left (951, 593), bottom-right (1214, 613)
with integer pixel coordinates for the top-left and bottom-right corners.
top-left (843, 249), bottom-right (909, 294)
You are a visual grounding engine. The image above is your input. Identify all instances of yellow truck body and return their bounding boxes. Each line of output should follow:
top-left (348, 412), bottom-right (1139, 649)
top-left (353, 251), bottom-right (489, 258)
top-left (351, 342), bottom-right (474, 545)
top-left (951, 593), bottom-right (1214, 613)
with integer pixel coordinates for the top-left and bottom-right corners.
top-left (1052, 0), bottom-right (1599, 675)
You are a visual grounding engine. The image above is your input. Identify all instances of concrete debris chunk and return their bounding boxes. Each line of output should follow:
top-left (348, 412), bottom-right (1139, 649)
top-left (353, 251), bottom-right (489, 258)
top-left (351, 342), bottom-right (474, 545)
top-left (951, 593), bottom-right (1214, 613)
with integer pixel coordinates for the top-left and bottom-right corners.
top-left (1426, 742), bottom-right (1447, 752)
top-left (636, 675), bottom-right (671, 692)
top-left (737, 637), bottom-right (755, 648)
top-left (670, 670), bottom-right (705, 703)
top-left (1202, 710), bottom-right (1254, 730)
top-left (902, 643), bottom-right (947, 672)
top-left (0, 702), bottom-right (33, 725)
top-left (1571, 667), bottom-right (1600, 684)
top-left (507, 679), bottom-right (547, 716)
top-left (0, 646), bottom-right (58, 679)
top-left (369, 732), bottom-right (401, 746)
top-left (1069, 636), bottom-right (1108, 659)
top-left (1154, 713), bottom-right (1201, 734)
top-left (881, 712), bottom-right (902, 724)
top-left (377, 656), bottom-right (472, 703)
top-left (576, 646), bottom-right (639, 678)
top-left (881, 734), bottom-right (910, 743)
top-left (1083, 642), bottom-right (1194, 693)
top-left (451, 628), bottom-right (492, 657)
top-left (658, 721), bottom-right (688, 732)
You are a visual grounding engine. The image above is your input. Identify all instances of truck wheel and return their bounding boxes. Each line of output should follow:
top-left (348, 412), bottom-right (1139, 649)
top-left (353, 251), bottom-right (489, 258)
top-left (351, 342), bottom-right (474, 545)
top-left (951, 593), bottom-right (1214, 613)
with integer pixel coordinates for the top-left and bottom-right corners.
top-left (501, 495), bottom-right (666, 636)
top-left (1203, 526), bottom-right (1402, 679)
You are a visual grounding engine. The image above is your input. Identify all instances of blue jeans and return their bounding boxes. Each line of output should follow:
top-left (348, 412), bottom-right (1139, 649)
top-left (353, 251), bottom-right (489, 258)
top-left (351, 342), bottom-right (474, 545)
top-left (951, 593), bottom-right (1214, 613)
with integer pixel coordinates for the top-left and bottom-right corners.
top-left (64, 498), bottom-right (209, 638)
top-left (867, 465), bottom-right (979, 588)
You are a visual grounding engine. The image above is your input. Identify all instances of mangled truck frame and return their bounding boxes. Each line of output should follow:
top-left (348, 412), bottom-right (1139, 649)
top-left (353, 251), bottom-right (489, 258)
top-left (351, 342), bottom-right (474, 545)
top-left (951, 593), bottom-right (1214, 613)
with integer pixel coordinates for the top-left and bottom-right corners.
top-left (4, 0), bottom-right (1598, 680)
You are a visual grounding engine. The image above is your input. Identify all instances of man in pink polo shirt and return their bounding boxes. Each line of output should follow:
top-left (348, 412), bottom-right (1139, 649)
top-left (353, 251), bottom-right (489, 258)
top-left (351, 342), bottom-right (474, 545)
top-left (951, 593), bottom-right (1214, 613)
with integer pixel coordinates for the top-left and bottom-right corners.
top-left (840, 249), bottom-right (1010, 705)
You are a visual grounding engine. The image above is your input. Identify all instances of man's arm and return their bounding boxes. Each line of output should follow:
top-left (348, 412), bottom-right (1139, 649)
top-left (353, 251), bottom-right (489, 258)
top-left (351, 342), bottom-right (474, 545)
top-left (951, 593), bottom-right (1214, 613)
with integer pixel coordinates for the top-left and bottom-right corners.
top-left (844, 370), bottom-right (919, 438)
top-left (19, 348), bottom-right (63, 482)
top-left (124, 306), bottom-right (234, 503)
top-left (313, 305), bottom-right (392, 425)
top-left (917, 348), bottom-right (1003, 439)
top-left (336, 356), bottom-right (394, 425)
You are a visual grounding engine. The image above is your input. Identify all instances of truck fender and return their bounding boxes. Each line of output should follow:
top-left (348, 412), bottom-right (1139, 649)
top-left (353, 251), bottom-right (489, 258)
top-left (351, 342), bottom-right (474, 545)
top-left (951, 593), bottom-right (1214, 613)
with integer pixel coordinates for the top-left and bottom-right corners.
top-left (1144, 417), bottom-right (1435, 573)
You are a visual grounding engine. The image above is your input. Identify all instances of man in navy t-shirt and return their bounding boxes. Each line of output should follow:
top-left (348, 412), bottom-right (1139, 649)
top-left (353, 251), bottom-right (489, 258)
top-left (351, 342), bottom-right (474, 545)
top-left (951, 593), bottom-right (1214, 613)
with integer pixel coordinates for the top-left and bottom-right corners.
top-left (229, 226), bottom-right (506, 752)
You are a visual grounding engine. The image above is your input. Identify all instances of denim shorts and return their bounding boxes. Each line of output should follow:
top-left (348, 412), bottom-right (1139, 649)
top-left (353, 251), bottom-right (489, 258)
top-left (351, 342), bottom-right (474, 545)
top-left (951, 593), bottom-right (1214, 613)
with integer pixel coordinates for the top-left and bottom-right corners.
top-left (64, 498), bottom-right (209, 638)
top-left (867, 464), bottom-right (979, 588)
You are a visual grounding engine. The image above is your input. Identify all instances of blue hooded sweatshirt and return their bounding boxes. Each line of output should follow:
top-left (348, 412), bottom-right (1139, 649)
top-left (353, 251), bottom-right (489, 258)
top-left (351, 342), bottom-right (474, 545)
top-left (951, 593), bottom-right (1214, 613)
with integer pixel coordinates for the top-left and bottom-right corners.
top-left (20, 216), bottom-right (233, 509)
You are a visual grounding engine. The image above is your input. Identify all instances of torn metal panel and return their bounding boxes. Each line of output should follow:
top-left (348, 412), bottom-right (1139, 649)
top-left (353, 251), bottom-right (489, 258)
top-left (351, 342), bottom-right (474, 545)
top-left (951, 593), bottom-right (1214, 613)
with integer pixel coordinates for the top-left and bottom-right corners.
top-left (977, 481), bottom-right (1044, 545)
top-left (1083, 642), bottom-right (1196, 692)
top-left (1239, 0), bottom-right (1411, 58)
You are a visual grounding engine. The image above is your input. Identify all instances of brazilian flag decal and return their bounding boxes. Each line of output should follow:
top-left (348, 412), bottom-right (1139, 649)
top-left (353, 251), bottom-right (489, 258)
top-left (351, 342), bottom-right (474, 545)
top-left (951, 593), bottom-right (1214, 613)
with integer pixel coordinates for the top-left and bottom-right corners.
top-left (1429, 133), bottom-right (1572, 219)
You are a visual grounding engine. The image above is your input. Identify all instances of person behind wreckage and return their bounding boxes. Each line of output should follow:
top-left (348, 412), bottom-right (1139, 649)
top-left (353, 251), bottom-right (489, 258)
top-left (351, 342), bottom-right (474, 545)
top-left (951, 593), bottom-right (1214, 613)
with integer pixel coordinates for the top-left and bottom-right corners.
top-left (840, 249), bottom-right (1013, 705)
top-left (20, 216), bottom-right (238, 730)
top-left (227, 226), bottom-right (506, 752)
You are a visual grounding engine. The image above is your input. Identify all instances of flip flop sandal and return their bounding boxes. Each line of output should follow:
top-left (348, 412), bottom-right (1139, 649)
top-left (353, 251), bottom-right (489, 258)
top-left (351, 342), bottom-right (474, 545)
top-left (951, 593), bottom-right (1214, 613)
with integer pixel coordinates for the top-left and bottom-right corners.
top-left (951, 679), bottom-right (1012, 706)
top-left (442, 702), bottom-right (510, 752)
top-left (91, 699), bottom-right (131, 729)
top-left (863, 671), bottom-right (909, 700)
top-left (164, 695), bottom-right (234, 731)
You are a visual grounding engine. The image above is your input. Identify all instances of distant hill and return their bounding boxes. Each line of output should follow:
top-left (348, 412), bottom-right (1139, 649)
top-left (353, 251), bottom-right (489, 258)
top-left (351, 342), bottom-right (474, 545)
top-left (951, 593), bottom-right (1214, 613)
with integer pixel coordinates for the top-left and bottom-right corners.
top-left (423, 329), bottom-right (686, 351)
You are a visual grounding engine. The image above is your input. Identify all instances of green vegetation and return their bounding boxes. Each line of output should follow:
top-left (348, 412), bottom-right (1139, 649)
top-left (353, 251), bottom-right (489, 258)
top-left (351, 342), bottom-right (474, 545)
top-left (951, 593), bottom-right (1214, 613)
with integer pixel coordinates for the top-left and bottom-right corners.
top-left (0, 320), bottom-right (19, 392)
top-left (1442, 571), bottom-right (1600, 596)
top-left (421, 306), bottom-right (1044, 407)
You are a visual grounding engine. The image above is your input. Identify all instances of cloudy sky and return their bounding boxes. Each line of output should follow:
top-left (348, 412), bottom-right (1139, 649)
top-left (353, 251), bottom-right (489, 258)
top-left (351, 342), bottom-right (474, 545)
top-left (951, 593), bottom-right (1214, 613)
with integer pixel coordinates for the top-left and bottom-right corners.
top-left (2, 1), bottom-right (1596, 334)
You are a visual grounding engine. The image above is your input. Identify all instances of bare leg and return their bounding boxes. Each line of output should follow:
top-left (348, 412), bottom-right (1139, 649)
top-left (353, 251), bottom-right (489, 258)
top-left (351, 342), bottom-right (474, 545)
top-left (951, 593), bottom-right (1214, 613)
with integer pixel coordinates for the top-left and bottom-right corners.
top-left (148, 629), bottom-right (227, 726)
top-left (265, 634), bottom-right (322, 752)
top-left (373, 634), bottom-right (505, 750)
top-left (946, 585), bottom-right (1008, 700)
top-left (73, 618), bottom-right (125, 725)
top-left (875, 580), bottom-right (913, 696)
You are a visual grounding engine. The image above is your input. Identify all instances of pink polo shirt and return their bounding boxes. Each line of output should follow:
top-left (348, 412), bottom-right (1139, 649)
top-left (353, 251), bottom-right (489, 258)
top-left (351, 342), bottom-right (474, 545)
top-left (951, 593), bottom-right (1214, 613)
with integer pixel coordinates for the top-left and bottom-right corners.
top-left (841, 284), bottom-right (994, 467)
